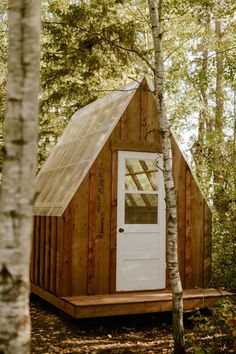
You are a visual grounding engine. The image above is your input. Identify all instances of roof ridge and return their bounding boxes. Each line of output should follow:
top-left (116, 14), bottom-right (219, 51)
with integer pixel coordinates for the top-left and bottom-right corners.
top-left (71, 76), bottom-right (145, 122)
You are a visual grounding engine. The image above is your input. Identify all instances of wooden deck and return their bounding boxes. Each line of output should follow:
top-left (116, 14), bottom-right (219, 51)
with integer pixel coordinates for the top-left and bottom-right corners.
top-left (31, 284), bottom-right (233, 318)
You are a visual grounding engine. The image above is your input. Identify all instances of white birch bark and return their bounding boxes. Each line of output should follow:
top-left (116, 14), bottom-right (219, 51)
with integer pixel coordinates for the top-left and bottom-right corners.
top-left (215, 18), bottom-right (224, 143)
top-left (147, 1), bottom-right (185, 353)
top-left (213, 14), bottom-right (225, 215)
top-left (0, 1), bottom-right (41, 353)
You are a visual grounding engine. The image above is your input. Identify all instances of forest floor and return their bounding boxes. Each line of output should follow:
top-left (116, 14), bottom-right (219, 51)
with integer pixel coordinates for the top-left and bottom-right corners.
top-left (30, 294), bottom-right (234, 354)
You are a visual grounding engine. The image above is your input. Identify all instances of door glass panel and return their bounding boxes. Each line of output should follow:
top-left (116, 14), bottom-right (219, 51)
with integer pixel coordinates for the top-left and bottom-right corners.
top-left (125, 159), bottom-right (158, 191)
top-left (125, 193), bottom-right (158, 224)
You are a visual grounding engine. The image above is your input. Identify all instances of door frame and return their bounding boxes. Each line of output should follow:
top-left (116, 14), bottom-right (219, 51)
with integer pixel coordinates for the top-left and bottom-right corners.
top-left (116, 150), bottom-right (166, 291)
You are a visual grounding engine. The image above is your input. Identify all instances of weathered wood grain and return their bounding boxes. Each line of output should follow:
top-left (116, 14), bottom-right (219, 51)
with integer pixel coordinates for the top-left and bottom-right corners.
top-left (39, 216), bottom-right (45, 288)
top-left (71, 176), bottom-right (89, 295)
top-left (56, 217), bottom-right (62, 296)
top-left (110, 149), bottom-right (118, 293)
top-left (34, 216), bottom-right (40, 284)
top-left (191, 176), bottom-right (204, 287)
top-left (60, 209), bottom-right (72, 296)
top-left (125, 88), bottom-right (141, 142)
top-left (30, 217), bottom-right (36, 283)
top-left (49, 216), bottom-right (57, 293)
top-left (140, 81), bottom-right (148, 142)
top-left (203, 202), bottom-right (212, 287)
top-left (185, 169), bottom-right (193, 288)
top-left (93, 143), bottom-right (111, 294)
top-left (44, 216), bottom-right (51, 290)
top-left (88, 163), bottom-right (97, 295)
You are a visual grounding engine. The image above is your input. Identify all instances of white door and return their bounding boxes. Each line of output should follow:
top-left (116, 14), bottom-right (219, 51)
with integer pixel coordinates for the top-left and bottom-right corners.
top-left (116, 151), bottom-right (166, 291)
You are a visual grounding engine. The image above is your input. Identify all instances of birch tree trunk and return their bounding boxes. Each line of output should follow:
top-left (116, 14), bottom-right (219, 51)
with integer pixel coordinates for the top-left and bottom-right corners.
top-left (213, 16), bottom-right (225, 214)
top-left (192, 16), bottom-right (212, 182)
top-left (0, 1), bottom-right (41, 353)
top-left (215, 18), bottom-right (224, 145)
top-left (147, 1), bottom-right (185, 353)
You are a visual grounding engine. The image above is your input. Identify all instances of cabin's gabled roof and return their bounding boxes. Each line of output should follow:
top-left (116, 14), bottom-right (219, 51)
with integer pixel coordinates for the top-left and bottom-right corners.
top-left (34, 76), bottom-right (150, 216)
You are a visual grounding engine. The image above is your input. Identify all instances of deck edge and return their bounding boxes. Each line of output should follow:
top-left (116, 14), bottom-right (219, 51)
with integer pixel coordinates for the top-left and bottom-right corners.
top-left (31, 284), bottom-right (234, 319)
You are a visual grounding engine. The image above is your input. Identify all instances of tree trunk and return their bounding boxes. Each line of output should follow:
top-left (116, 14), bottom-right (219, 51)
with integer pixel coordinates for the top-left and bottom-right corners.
top-left (213, 16), bottom-right (225, 214)
top-left (215, 18), bottom-right (224, 144)
top-left (0, 1), bottom-right (41, 353)
top-left (147, 1), bottom-right (185, 353)
top-left (234, 87), bottom-right (236, 171)
top-left (191, 16), bottom-right (212, 181)
top-left (192, 37), bottom-right (209, 166)
top-left (199, 18), bottom-right (211, 144)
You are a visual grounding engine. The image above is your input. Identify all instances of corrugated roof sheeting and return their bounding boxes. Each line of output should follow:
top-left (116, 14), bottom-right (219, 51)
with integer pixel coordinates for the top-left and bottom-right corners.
top-left (34, 77), bottom-right (146, 216)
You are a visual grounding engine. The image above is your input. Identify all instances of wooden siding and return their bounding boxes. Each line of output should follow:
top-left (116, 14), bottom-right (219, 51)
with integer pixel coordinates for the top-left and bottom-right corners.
top-left (31, 215), bottom-right (61, 296)
top-left (66, 142), bottom-right (112, 296)
top-left (203, 203), bottom-right (212, 286)
top-left (185, 169), bottom-right (193, 288)
top-left (71, 176), bottom-right (89, 295)
top-left (172, 139), bottom-right (211, 289)
top-left (31, 80), bottom-right (212, 299)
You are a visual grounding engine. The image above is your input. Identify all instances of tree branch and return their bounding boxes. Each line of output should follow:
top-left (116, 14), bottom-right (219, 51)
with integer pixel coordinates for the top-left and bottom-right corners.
top-left (191, 45), bottom-right (236, 63)
top-left (42, 21), bottom-right (154, 71)
top-left (164, 25), bottom-right (203, 62)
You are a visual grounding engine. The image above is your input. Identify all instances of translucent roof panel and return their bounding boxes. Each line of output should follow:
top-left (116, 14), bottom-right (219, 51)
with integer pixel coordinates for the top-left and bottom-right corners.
top-left (34, 77), bottom-right (148, 216)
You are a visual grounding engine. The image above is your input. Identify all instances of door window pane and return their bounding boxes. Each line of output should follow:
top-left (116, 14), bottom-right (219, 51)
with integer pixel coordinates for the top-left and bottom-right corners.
top-left (125, 159), bottom-right (158, 192)
top-left (125, 193), bottom-right (158, 224)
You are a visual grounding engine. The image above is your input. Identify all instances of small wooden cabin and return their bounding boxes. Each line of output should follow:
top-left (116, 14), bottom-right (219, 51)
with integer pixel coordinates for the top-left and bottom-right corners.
top-left (31, 76), bottom-right (219, 318)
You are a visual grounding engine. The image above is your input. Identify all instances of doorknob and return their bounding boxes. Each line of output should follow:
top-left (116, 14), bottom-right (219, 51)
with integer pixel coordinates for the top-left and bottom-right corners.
top-left (119, 228), bottom-right (124, 233)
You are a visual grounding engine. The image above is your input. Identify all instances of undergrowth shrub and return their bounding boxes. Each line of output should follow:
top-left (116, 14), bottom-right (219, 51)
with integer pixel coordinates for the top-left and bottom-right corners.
top-left (212, 213), bottom-right (236, 291)
top-left (186, 299), bottom-right (236, 353)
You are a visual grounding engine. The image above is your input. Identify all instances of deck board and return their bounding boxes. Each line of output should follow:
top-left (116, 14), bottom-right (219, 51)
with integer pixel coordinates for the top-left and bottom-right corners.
top-left (31, 284), bottom-right (233, 319)
top-left (61, 288), bottom-right (233, 318)
top-left (62, 288), bottom-right (227, 306)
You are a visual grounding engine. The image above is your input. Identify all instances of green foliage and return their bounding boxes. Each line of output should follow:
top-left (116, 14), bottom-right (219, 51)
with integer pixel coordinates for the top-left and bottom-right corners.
top-left (39, 0), bottom-right (147, 165)
top-left (162, 1), bottom-right (236, 291)
top-left (212, 210), bottom-right (236, 291)
top-left (186, 300), bottom-right (236, 353)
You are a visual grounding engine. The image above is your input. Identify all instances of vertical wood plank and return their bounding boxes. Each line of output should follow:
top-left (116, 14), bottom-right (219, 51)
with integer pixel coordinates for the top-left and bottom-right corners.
top-left (50, 216), bottom-right (57, 293)
top-left (140, 82), bottom-right (148, 142)
top-left (60, 208), bottom-right (72, 296)
top-left (56, 217), bottom-right (62, 296)
top-left (177, 159), bottom-right (186, 288)
top-left (34, 216), bottom-right (40, 285)
top-left (88, 163), bottom-right (97, 295)
top-left (94, 143), bottom-right (111, 294)
top-left (185, 169), bottom-right (193, 288)
top-left (30, 217), bottom-right (36, 283)
top-left (191, 178), bottom-right (204, 287)
top-left (72, 175), bottom-right (89, 295)
top-left (39, 216), bottom-right (45, 288)
top-left (110, 150), bottom-right (118, 293)
top-left (44, 216), bottom-right (51, 290)
top-left (120, 110), bottom-right (128, 140)
top-left (146, 88), bottom-right (160, 145)
top-left (125, 88), bottom-right (141, 142)
top-left (203, 202), bottom-right (212, 287)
